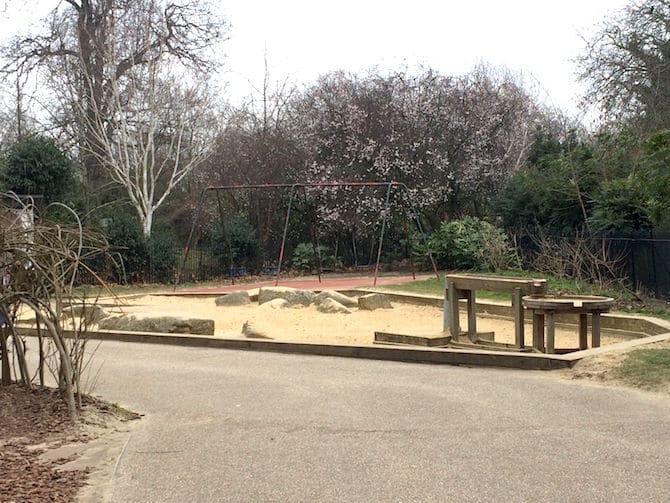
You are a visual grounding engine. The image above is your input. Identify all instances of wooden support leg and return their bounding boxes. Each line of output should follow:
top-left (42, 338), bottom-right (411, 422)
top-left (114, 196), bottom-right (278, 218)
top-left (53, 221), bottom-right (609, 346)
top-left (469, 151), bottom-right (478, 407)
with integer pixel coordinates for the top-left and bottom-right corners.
top-left (466, 289), bottom-right (477, 343)
top-left (579, 314), bottom-right (588, 350)
top-left (448, 281), bottom-right (460, 340)
top-left (443, 276), bottom-right (449, 333)
top-left (546, 312), bottom-right (555, 354)
top-left (513, 287), bottom-right (524, 349)
top-left (532, 312), bottom-right (545, 352)
top-left (592, 311), bottom-right (601, 348)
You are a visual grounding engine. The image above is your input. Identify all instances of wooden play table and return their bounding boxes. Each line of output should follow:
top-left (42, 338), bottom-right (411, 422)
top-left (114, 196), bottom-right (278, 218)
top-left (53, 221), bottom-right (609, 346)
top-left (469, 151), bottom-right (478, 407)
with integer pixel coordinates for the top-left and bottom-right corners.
top-left (521, 295), bottom-right (615, 353)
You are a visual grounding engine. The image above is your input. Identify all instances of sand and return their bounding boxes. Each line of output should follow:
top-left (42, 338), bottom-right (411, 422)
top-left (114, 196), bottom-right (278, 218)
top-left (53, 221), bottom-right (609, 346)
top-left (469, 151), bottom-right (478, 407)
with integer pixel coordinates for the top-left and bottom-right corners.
top-left (112, 295), bottom-right (624, 349)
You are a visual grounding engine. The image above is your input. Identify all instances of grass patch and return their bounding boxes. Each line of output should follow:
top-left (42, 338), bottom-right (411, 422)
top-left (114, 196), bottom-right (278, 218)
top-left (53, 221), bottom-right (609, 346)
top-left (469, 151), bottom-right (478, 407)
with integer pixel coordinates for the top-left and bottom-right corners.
top-left (380, 276), bottom-right (511, 301)
top-left (377, 270), bottom-right (613, 299)
top-left (380, 269), bottom-right (670, 318)
top-left (619, 306), bottom-right (670, 321)
top-left (614, 349), bottom-right (670, 390)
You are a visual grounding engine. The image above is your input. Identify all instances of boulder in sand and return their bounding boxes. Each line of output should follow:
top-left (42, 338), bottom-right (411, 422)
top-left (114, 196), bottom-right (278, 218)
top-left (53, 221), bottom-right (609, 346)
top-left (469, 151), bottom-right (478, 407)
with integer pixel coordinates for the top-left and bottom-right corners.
top-left (62, 304), bottom-right (108, 324)
top-left (99, 315), bottom-right (214, 335)
top-left (242, 321), bottom-right (272, 339)
top-left (258, 286), bottom-right (315, 306)
top-left (358, 293), bottom-right (393, 310)
top-left (259, 298), bottom-right (289, 310)
top-left (316, 298), bottom-right (352, 314)
top-left (314, 290), bottom-right (358, 308)
top-left (215, 291), bottom-right (251, 306)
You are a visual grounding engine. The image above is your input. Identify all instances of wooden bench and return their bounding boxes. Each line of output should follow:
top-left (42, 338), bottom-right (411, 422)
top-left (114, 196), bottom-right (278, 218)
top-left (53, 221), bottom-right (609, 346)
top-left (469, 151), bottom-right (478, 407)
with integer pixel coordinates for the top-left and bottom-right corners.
top-left (444, 274), bottom-right (547, 348)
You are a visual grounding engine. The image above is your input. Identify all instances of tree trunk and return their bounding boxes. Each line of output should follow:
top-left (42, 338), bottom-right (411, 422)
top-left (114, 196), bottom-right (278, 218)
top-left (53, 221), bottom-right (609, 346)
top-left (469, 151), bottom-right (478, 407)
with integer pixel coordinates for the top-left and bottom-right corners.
top-left (141, 209), bottom-right (153, 238)
top-left (0, 326), bottom-right (10, 386)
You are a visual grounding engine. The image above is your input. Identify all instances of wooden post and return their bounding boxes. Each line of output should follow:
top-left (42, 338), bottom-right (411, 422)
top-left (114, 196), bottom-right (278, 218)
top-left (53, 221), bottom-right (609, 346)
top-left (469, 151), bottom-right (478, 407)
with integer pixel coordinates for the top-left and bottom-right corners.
top-left (466, 289), bottom-right (477, 343)
top-left (532, 312), bottom-right (545, 352)
top-left (592, 311), bottom-right (601, 348)
top-left (513, 287), bottom-right (524, 349)
top-left (579, 314), bottom-right (588, 350)
top-left (448, 280), bottom-right (460, 340)
top-left (443, 275), bottom-right (450, 333)
top-left (546, 312), bottom-right (555, 354)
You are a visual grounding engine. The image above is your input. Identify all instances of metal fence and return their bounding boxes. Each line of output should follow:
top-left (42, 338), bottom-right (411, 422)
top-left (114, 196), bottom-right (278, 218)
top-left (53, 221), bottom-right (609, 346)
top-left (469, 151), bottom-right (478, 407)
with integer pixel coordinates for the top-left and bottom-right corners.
top-left (517, 232), bottom-right (670, 299)
top-left (609, 235), bottom-right (670, 298)
top-left (119, 232), bottom-right (670, 300)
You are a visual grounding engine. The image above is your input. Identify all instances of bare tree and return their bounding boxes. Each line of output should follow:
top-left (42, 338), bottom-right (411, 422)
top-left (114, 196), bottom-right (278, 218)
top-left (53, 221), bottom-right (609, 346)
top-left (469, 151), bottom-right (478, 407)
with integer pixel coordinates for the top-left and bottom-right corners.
top-left (578, 0), bottom-right (670, 129)
top-left (1, 0), bottom-right (227, 211)
top-left (79, 52), bottom-right (220, 236)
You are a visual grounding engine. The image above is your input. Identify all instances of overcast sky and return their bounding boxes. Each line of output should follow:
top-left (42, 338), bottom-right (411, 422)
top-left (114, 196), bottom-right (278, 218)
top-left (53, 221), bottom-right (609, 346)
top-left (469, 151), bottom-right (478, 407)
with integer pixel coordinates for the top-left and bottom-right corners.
top-left (2, 0), bottom-right (630, 118)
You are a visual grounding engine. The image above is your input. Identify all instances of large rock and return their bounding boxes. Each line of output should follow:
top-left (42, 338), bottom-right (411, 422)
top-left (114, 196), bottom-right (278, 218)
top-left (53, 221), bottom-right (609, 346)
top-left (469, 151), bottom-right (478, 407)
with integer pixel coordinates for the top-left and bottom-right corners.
top-left (314, 290), bottom-right (358, 308)
top-left (99, 315), bottom-right (215, 335)
top-left (316, 298), bottom-right (352, 314)
top-left (62, 304), bottom-right (108, 325)
top-left (358, 293), bottom-right (393, 310)
top-left (259, 298), bottom-right (289, 310)
top-left (242, 320), bottom-right (272, 339)
top-left (215, 291), bottom-right (251, 306)
top-left (258, 286), bottom-right (316, 306)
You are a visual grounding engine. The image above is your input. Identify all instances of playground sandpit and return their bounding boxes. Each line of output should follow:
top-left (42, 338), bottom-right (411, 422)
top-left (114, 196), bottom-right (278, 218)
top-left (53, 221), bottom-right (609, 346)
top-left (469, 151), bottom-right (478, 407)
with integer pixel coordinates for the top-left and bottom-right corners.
top-left (103, 292), bottom-right (626, 349)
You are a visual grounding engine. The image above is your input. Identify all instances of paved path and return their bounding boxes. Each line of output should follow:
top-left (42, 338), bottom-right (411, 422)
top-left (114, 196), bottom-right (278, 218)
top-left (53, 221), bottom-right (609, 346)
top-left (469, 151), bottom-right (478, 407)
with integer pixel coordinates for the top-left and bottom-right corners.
top-left (174, 273), bottom-right (435, 294)
top-left (87, 342), bottom-right (669, 502)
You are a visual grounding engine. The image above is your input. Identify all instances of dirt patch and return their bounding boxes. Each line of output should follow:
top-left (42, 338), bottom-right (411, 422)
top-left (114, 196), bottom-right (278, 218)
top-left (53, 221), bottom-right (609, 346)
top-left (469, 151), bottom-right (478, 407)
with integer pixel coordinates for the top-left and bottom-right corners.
top-left (565, 341), bottom-right (670, 395)
top-left (111, 295), bottom-right (627, 350)
top-left (0, 385), bottom-right (139, 503)
top-left (568, 340), bottom-right (670, 395)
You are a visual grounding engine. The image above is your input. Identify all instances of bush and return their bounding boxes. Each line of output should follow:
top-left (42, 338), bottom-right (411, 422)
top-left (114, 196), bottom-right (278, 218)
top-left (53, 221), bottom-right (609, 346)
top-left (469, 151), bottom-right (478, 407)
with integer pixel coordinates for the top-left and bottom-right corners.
top-left (2, 136), bottom-right (79, 204)
top-left (147, 231), bottom-right (177, 283)
top-left (428, 217), bottom-right (513, 271)
top-left (589, 176), bottom-right (652, 232)
top-left (211, 215), bottom-right (260, 267)
top-left (104, 213), bottom-right (148, 282)
top-left (291, 242), bottom-right (339, 272)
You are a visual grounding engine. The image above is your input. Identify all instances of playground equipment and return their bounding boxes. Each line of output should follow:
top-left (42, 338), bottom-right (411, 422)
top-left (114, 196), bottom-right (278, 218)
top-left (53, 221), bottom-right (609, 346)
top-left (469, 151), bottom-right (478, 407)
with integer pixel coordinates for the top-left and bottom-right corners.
top-left (444, 274), bottom-right (547, 348)
top-left (522, 295), bottom-right (614, 353)
top-left (174, 181), bottom-right (439, 289)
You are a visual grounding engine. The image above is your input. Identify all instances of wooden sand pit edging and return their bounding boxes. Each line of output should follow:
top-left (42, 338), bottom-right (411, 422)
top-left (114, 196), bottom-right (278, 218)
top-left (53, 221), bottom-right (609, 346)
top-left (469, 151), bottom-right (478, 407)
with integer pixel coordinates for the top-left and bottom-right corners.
top-left (18, 289), bottom-right (670, 371)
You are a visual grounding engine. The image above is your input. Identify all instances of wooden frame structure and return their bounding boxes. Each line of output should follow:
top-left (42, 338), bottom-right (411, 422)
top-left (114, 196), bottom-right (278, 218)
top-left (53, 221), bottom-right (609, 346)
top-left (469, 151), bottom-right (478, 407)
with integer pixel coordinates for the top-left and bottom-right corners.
top-left (444, 274), bottom-right (547, 348)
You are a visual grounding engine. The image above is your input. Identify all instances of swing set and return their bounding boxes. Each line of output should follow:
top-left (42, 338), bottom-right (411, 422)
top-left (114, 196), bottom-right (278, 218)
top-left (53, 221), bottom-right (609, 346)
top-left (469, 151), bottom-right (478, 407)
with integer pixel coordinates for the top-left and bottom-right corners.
top-left (174, 181), bottom-right (439, 289)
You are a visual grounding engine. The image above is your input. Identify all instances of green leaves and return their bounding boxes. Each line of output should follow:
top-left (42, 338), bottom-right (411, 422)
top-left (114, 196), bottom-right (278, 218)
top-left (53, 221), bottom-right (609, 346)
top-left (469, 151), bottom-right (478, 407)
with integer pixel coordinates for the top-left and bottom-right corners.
top-left (1, 136), bottom-right (77, 204)
top-left (428, 217), bottom-right (513, 272)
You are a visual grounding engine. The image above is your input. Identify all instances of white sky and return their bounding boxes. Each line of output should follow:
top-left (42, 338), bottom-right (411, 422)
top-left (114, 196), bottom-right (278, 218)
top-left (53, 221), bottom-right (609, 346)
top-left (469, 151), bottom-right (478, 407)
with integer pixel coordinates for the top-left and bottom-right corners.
top-left (1, 0), bottom-right (630, 118)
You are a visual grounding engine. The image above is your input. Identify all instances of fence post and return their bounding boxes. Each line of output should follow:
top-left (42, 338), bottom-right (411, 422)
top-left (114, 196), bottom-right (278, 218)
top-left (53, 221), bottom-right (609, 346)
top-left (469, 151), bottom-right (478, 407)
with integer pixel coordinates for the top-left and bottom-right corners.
top-left (629, 233), bottom-right (637, 291)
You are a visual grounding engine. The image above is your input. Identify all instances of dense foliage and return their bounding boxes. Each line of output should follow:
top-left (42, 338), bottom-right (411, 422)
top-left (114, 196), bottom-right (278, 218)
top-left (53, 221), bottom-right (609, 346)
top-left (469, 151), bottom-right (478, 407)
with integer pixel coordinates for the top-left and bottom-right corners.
top-left (1, 0), bottom-right (670, 282)
top-left (1, 136), bottom-right (77, 204)
top-left (428, 217), bottom-right (514, 272)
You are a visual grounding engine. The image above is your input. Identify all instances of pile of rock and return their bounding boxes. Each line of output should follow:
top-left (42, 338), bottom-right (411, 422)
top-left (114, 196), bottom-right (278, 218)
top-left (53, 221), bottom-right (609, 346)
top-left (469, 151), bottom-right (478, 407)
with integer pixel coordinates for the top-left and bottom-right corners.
top-left (214, 287), bottom-right (392, 315)
top-left (98, 315), bottom-right (215, 335)
top-left (62, 303), bottom-right (217, 336)
top-left (214, 286), bottom-right (394, 340)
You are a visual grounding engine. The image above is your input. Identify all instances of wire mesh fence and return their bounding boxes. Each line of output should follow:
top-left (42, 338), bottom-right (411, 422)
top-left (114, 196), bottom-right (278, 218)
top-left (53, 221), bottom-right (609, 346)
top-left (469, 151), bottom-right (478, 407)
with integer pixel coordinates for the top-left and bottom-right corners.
top-left (112, 231), bottom-right (670, 300)
top-left (516, 231), bottom-right (670, 299)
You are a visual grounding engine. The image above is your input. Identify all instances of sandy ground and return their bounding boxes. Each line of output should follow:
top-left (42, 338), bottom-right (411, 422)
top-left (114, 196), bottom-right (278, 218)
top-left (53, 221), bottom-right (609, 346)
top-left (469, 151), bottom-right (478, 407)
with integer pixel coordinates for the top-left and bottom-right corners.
top-left (112, 294), bottom-right (625, 349)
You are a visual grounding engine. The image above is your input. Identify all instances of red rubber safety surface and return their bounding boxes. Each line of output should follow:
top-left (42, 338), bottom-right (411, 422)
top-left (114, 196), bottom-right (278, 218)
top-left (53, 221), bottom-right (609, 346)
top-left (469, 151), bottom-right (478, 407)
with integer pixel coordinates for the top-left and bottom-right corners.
top-left (174, 273), bottom-right (436, 294)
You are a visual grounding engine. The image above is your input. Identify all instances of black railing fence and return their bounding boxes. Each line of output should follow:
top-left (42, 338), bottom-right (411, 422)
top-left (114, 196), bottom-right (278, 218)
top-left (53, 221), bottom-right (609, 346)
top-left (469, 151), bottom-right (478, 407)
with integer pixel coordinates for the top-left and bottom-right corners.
top-left (517, 232), bottom-right (670, 299)
top-left (114, 240), bottom-right (390, 285)
top-left (113, 232), bottom-right (670, 300)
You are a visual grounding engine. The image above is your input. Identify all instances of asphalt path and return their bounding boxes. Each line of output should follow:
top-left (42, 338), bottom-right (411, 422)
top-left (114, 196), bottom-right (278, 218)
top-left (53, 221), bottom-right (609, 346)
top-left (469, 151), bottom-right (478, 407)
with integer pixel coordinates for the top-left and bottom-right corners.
top-left (83, 341), bottom-right (670, 502)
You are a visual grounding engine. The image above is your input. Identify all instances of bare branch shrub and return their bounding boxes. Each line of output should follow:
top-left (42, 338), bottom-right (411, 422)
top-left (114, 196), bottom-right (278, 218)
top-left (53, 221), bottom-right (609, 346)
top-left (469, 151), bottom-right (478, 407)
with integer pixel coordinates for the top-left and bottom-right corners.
top-left (530, 229), bottom-right (630, 293)
top-left (0, 193), bottom-right (115, 421)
